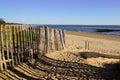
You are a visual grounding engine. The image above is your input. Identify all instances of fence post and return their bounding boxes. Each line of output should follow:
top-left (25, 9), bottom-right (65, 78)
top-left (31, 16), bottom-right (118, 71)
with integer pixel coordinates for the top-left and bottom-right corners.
top-left (62, 30), bottom-right (66, 48)
top-left (85, 40), bottom-right (89, 50)
top-left (56, 30), bottom-right (63, 50)
top-left (12, 25), bottom-right (17, 65)
top-left (5, 25), bottom-right (11, 66)
top-left (32, 28), bottom-right (35, 56)
top-left (0, 25), bottom-right (4, 70)
top-left (54, 29), bottom-right (58, 50)
top-left (35, 28), bottom-right (39, 56)
top-left (17, 26), bottom-right (21, 64)
top-left (44, 26), bottom-right (50, 53)
top-left (34, 28), bottom-right (37, 55)
top-left (59, 30), bottom-right (65, 50)
top-left (22, 25), bottom-right (25, 62)
top-left (58, 30), bottom-right (64, 50)
top-left (88, 41), bottom-right (89, 50)
top-left (40, 27), bottom-right (45, 54)
top-left (1, 25), bottom-right (7, 69)
top-left (24, 28), bottom-right (28, 61)
top-left (26, 28), bottom-right (29, 60)
top-left (49, 28), bottom-right (54, 51)
top-left (38, 28), bottom-right (43, 55)
top-left (9, 25), bottom-right (14, 67)
top-left (19, 25), bottom-right (23, 62)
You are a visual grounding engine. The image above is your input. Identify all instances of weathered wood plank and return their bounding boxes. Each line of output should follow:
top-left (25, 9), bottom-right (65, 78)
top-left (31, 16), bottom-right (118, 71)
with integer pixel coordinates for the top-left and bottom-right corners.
top-left (58, 30), bottom-right (63, 50)
top-left (12, 26), bottom-right (18, 65)
top-left (19, 25), bottom-right (23, 62)
top-left (31, 28), bottom-right (35, 56)
top-left (24, 28), bottom-right (28, 61)
top-left (34, 28), bottom-right (37, 55)
top-left (59, 30), bottom-right (65, 50)
top-left (85, 40), bottom-right (90, 50)
top-left (54, 29), bottom-right (59, 50)
top-left (62, 30), bottom-right (66, 48)
top-left (9, 25), bottom-right (14, 67)
top-left (15, 26), bottom-right (20, 64)
top-left (1, 25), bottom-right (7, 69)
top-left (0, 25), bottom-right (3, 70)
top-left (40, 28), bottom-right (45, 54)
top-left (5, 25), bottom-right (12, 66)
top-left (49, 29), bottom-right (53, 51)
top-left (44, 26), bottom-right (50, 53)
top-left (22, 28), bottom-right (25, 62)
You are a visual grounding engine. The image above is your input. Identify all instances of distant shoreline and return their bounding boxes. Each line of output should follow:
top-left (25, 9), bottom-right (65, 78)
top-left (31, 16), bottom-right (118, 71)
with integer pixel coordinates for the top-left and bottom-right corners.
top-left (66, 30), bottom-right (120, 41)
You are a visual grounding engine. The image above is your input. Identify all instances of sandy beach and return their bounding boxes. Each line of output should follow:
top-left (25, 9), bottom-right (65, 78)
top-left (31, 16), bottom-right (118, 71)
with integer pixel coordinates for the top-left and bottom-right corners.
top-left (45, 30), bottom-right (120, 79)
top-left (1, 30), bottom-right (120, 80)
top-left (66, 30), bottom-right (120, 56)
top-left (46, 30), bottom-right (120, 66)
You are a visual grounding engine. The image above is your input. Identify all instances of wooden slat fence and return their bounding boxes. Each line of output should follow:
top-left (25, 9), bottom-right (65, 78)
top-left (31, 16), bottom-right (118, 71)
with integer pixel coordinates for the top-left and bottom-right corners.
top-left (0, 24), bottom-right (66, 71)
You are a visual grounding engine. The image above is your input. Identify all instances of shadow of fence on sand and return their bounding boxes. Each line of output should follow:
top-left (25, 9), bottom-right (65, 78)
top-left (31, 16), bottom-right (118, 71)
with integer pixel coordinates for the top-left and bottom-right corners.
top-left (78, 52), bottom-right (120, 59)
top-left (27, 53), bottom-right (120, 80)
top-left (1, 51), bottom-right (119, 80)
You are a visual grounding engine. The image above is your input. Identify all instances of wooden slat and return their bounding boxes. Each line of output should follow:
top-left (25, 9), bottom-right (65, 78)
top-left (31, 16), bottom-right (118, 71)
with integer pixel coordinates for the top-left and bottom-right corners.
top-left (5, 25), bottom-right (11, 66)
top-left (17, 26), bottom-right (21, 64)
top-left (51, 29), bottom-right (55, 51)
top-left (59, 30), bottom-right (65, 50)
top-left (34, 28), bottom-right (39, 56)
top-left (40, 28), bottom-right (45, 54)
top-left (24, 28), bottom-right (28, 61)
top-left (1, 25), bottom-right (7, 69)
top-left (54, 29), bottom-right (59, 50)
top-left (22, 29), bottom-right (25, 62)
top-left (49, 29), bottom-right (55, 51)
top-left (62, 30), bottom-right (66, 48)
top-left (44, 26), bottom-right (50, 53)
top-left (58, 30), bottom-right (63, 50)
top-left (31, 27), bottom-right (34, 55)
top-left (0, 25), bottom-right (3, 71)
top-left (12, 26), bottom-right (18, 65)
top-left (9, 25), bottom-right (14, 67)
top-left (34, 28), bottom-right (36, 54)
top-left (19, 26), bottom-right (23, 62)
top-left (29, 27), bottom-right (32, 48)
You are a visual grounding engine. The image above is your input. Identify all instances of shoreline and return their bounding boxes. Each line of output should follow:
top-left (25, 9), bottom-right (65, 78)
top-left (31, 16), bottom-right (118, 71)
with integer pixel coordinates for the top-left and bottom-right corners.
top-left (66, 30), bottom-right (120, 41)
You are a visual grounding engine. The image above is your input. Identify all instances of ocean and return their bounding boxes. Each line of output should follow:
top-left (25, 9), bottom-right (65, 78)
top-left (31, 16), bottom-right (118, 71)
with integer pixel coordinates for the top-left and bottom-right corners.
top-left (35, 25), bottom-right (120, 36)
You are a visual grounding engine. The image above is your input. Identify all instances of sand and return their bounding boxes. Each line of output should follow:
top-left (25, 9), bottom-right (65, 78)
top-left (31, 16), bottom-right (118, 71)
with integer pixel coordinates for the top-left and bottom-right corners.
top-left (65, 31), bottom-right (120, 66)
top-left (45, 30), bottom-right (120, 77)
top-left (1, 30), bottom-right (120, 80)
top-left (66, 30), bottom-right (120, 56)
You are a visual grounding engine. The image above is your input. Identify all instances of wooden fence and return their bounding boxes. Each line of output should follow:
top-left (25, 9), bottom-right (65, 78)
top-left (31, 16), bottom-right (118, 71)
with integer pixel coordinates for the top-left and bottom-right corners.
top-left (0, 24), bottom-right (66, 71)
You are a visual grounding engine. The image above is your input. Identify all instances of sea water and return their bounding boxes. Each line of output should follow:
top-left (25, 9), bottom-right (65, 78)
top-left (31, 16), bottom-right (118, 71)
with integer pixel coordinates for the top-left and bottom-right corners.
top-left (36, 25), bottom-right (120, 36)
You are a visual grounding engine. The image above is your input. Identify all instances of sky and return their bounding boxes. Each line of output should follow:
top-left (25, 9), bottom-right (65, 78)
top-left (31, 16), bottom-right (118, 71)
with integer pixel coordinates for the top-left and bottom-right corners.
top-left (0, 0), bottom-right (120, 25)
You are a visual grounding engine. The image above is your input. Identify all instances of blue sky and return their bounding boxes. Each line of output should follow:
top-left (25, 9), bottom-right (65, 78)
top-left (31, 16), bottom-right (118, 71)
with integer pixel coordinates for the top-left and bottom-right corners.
top-left (0, 0), bottom-right (120, 25)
